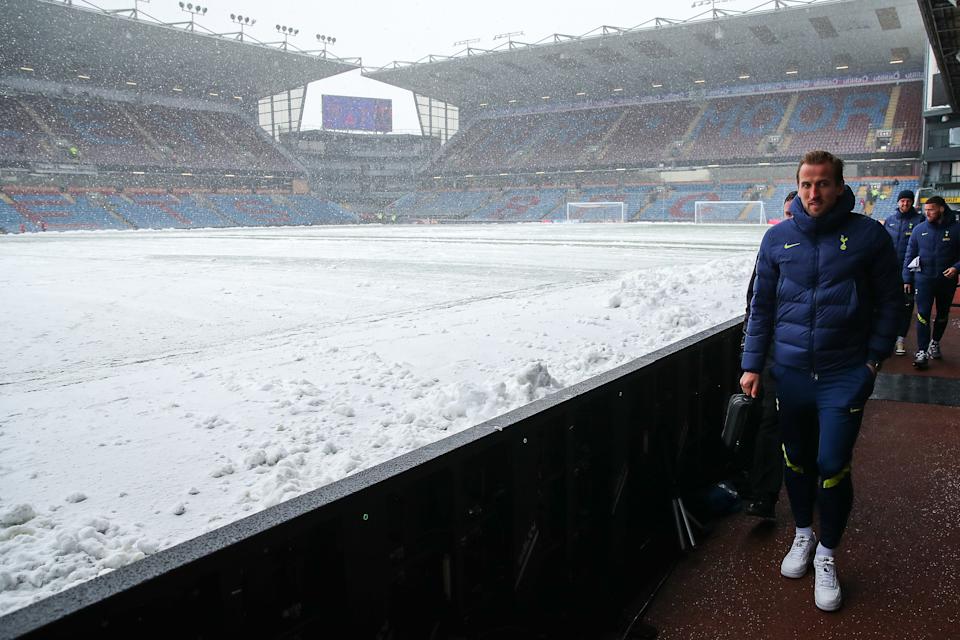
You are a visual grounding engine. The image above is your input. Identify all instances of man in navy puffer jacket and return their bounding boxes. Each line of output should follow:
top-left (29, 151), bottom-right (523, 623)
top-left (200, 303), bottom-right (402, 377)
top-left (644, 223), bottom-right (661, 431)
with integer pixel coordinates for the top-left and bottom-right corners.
top-left (740, 150), bottom-right (901, 612)
top-left (883, 190), bottom-right (924, 355)
top-left (902, 195), bottom-right (960, 369)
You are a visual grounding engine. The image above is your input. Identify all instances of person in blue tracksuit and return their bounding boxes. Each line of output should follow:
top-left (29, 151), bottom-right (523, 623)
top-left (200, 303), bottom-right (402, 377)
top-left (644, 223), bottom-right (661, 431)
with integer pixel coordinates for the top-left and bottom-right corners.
top-left (883, 190), bottom-right (924, 356)
top-left (902, 195), bottom-right (960, 369)
top-left (741, 150), bottom-right (901, 612)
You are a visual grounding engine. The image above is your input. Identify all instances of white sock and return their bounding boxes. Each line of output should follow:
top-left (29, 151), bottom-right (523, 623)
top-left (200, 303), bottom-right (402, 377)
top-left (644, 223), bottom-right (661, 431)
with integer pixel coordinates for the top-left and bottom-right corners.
top-left (796, 526), bottom-right (814, 539)
top-left (816, 542), bottom-right (834, 558)
top-left (896, 336), bottom-right (904, 341)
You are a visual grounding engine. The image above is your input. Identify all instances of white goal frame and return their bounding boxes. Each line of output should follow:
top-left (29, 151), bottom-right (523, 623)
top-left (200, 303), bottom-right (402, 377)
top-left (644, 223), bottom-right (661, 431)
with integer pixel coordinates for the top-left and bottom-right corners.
top-left (565, 201), bottom-right (626, 223)
top-left (693, 200), bottom-right (767, 224)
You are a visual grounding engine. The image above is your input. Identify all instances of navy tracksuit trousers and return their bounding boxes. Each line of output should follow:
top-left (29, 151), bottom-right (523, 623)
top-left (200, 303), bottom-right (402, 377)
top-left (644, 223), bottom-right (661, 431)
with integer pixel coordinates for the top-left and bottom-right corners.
top-left (898, 291), bottom-right (915, 339)
top-left (773, 364), bottom-right (876, 549)
top-left (915, 277), bottom-right (958, 351)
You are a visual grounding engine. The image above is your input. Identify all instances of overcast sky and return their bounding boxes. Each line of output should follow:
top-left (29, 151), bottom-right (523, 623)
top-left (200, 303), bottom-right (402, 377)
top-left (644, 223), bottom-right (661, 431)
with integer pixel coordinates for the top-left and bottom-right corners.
top-left (87, 0), bottom-right (811, 131)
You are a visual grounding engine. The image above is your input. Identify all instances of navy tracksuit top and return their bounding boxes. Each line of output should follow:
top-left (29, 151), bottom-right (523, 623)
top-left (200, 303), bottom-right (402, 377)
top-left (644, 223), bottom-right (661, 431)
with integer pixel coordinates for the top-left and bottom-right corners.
top-left (883, 206), bottom-right (924, 267)
top-left (742, 186), bottom-right (902, 374)
top-left (901, 209), bottom-right (960, 285)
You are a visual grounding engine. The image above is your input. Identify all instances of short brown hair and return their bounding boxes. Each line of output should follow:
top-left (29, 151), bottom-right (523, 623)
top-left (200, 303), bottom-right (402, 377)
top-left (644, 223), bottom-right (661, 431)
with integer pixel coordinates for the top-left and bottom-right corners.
top-left (796, 150), bottom-right (844, 185)
top-left (926, 195), bottom-right (946, 208)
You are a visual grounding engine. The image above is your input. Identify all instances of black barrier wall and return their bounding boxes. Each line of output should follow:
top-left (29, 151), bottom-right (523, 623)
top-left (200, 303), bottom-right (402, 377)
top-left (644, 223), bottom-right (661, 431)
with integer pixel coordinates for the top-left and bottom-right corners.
top-left (3, 317), bottom-right (745, 639)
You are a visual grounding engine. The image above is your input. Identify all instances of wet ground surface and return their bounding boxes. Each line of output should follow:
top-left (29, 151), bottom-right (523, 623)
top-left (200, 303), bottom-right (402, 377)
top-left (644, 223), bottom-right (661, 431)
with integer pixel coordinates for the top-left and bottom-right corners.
top-left (644, 322), bottom-right (960, 640)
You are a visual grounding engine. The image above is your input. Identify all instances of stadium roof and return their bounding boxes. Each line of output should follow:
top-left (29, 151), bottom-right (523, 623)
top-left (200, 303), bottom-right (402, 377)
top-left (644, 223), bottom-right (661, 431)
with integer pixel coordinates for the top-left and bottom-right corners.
top-left (919, 0), bottom-right (960, 111)
top-left (364, 0), bottom-right (925, 109)
top-left (0, 0), bottom-right (359, 101)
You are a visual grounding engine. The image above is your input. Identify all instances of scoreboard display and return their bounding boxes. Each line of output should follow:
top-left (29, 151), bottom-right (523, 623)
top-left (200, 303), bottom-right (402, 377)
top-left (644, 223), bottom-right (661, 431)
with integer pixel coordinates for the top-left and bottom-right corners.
top-left (322, 95), bottom-right (393, 133)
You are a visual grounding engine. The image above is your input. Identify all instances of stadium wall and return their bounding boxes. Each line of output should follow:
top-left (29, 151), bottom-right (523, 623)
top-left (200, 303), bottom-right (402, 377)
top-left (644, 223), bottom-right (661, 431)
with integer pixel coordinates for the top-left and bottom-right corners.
top-left (1, 318), bottom-right (745, 639)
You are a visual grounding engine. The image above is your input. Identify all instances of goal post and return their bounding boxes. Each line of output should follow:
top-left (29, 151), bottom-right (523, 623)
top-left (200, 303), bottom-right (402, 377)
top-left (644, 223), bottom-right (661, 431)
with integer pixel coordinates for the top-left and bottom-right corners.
top-left (693, 200), bottom-right (767, 224)
top-left (565, 201), bottom-right (627, 223)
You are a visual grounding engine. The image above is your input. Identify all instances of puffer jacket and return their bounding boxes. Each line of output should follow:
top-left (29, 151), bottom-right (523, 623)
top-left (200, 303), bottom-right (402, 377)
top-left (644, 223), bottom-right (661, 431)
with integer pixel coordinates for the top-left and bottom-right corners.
top-left (902, 208), bottom-right (960, 284)
top-left (883, 206), bottom-right (924, 266)
top-left (742, 186), bottom-right (902, 374)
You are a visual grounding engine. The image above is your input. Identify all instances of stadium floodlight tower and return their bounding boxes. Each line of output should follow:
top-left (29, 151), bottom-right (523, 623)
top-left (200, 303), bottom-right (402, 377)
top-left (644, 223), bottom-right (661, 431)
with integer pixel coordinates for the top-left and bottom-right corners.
top-left (565, 201), bottom-right (627, 223)
top-left (227, 13), bottom-right (256, 42)
top-left (693, 200), bottom-right (767, 224)
top-left (174, 2), bottom-right (207, 32)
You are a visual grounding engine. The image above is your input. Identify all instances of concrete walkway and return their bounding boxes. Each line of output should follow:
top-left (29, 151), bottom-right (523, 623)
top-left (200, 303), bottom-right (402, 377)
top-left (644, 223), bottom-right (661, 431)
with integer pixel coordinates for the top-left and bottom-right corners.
top-left (643, 319), bottom-right (960, 639)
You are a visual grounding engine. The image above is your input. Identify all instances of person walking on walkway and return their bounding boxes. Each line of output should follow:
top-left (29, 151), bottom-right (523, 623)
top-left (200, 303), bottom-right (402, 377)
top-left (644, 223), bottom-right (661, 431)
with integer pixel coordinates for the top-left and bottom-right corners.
top-left (883, 190), bottom-right (924, 356)
top-left (741, 191), bottom-right (797, 520)
top-left (903, 196), bottom-right (960, 370)
top-left (740, 150), bottom-right (901, 612)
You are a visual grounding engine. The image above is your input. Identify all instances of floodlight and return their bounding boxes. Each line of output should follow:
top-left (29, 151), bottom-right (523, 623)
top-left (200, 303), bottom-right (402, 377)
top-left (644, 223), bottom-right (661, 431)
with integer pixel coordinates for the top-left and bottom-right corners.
top-left (202, 7), bottom-right (207, 13)
top-left (276, 24), bottom-right (281, 30)
top-left (293, 29), bottom-right (299, 35)
top-left (331, 37), bottom-right (336, 44)
top-left (187, 3), bottom-right (192, 9)
top-left (230, 13), bottom-right (235, 19)
top-left (179, 1), bottom-right (184, 7)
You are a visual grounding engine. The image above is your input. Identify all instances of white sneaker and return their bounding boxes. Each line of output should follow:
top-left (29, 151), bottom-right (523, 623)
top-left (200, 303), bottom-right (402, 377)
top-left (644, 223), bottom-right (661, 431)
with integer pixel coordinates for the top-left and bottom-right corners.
top-left (895, 337), bottom-right (906, 356)
top-left (813, 555), bottom-right (843, 611)
top-left (781, 532), bottom-right (817, 578)
top-left (928, 340), bottom-right (942, 360)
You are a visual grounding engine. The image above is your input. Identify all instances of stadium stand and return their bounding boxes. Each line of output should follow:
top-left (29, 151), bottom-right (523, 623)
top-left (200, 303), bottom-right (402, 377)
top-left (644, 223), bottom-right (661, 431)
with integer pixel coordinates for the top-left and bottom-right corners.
top-left (0, 188), bottom-right (361, 233)
top-left (466, 188), bottom-right (567, 221)
top-left (429, 83), bottom-right (922, 174)
top-left (386, 178), bottom-right (920, 224)
top-left (0, 189), bottom-right (127, 232)
top-left (1, 93), bottom-right (298, 173)
top-left (106, 192), bottom-right (230, 229)
top-left (0, 89), bottom-right (364, 233)
top-left (277, 195), bottom-right (360, 225)
top-left (0, 95), bottom-right (55, 163)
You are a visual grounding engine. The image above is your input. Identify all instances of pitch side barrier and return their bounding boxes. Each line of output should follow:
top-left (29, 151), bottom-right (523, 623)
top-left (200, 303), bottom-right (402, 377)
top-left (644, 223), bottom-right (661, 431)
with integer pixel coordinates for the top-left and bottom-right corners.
top-left (3, 317), bottom-right (745, 640)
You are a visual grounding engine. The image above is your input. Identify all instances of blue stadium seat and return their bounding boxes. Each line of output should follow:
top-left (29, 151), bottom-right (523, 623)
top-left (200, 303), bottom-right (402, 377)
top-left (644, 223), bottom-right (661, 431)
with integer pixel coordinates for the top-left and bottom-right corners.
top-left (0, 193), bottom-right (125, 232)
top-left (108, 194), bottom-right (228, 229)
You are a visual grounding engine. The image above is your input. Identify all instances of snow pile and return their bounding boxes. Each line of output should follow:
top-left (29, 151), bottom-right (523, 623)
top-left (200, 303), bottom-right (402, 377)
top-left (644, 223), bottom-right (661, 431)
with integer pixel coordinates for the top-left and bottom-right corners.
top-left (0, 224), bottom-right (762, 613)
top-left (0, 507), bottom-right (159, 613)
top-left (613, 254), bottom-right (754, 344)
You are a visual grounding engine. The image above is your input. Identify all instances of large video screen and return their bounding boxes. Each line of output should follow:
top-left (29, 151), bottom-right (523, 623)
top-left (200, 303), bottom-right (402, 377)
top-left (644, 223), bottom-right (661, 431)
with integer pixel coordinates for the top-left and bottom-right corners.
top-left (322, 95), bottom-right (393, 132)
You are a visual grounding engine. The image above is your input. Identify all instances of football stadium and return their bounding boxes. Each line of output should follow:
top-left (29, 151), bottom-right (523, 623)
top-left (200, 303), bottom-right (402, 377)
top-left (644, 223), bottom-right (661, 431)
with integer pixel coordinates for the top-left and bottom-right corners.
top-left (2, 0), bottom-right (960, 637)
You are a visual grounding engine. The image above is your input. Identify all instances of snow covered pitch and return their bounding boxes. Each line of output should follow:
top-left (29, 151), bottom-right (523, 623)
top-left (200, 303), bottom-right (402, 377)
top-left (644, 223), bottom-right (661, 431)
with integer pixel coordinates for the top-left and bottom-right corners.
top-left (0, 222), bottom-right (766, 614)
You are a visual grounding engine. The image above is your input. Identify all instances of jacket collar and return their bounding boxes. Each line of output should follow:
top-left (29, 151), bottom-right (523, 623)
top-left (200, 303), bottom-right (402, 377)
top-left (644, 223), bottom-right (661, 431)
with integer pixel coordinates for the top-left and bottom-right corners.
top-left (789, 185), bottom-right (856, 234)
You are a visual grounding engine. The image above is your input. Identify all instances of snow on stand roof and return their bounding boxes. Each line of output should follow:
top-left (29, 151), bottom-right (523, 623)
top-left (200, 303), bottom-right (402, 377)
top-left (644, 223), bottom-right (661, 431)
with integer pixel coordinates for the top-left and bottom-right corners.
top-left (364, 0), bottom-right (924, 111)
top-left (0, 0), bottom-right (359, 101)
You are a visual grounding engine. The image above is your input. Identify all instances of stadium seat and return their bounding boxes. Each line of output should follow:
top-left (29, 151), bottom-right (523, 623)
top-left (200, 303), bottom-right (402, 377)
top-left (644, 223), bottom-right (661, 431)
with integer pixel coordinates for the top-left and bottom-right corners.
top-left (429, 82), bottom-right (921, 174)
top-left (0, 94), bottom-right (298, 174)
top-left (0, 192), bottom-right (126, 232)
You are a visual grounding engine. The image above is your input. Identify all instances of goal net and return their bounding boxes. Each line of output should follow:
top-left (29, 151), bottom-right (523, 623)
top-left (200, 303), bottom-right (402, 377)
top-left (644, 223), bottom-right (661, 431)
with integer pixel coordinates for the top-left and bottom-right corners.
top-left (565, 201), bottom-right (627, 223)
top-left (693, 201), bottom-right (766, 224)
